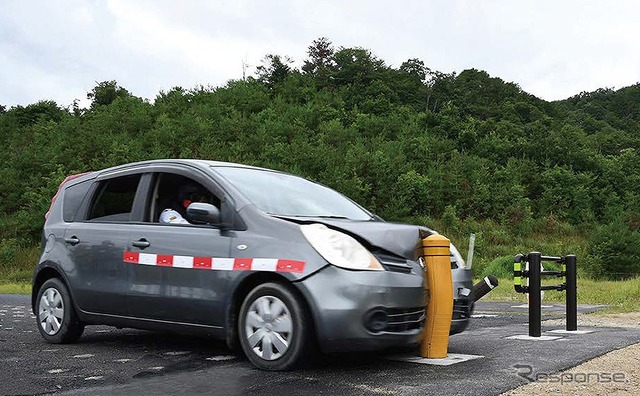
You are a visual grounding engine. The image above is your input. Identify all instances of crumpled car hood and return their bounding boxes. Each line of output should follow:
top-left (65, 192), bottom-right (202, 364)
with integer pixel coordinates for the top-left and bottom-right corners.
top-left (278, 216), bottom-right (435, 259)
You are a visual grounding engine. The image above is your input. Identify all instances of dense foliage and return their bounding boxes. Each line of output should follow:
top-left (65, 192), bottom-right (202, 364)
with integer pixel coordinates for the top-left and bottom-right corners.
top-left (2, 38), bottom-right (640, 279)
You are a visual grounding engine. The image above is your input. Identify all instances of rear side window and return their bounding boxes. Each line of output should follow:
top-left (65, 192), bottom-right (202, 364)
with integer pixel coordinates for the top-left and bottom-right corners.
top-left (62, 180), bottom-right (92, 222)
top-left (88, 174), bottom-right (141, 221)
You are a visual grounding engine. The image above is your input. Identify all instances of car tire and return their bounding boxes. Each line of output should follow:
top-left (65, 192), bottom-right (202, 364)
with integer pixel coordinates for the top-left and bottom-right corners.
top-left (238, 282), bottom-right (311, 371)
top-left (35, 278), bottom-right (84, 343)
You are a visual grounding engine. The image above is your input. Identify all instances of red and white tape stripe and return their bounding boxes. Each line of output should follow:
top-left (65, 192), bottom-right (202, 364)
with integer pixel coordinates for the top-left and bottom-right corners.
top-left (123, 252), bottom-right (305, 273)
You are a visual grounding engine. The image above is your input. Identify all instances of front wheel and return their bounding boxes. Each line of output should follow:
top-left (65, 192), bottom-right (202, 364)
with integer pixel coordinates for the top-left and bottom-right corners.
top-left (35, 278), bottom-right (84, 343)
top-left (238, 282), bottom-right (311, 371)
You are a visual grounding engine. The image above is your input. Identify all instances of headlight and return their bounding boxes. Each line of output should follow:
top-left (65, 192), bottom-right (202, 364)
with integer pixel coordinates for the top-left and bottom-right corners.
top-left (450, 243), bottom-right (466, 268)
top-left (300, 223), bottom-right (383, 271)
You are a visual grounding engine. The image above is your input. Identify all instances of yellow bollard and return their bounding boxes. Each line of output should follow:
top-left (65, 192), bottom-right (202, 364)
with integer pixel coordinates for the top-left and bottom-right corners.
top-left (419, 234), bottom-right (453, 358)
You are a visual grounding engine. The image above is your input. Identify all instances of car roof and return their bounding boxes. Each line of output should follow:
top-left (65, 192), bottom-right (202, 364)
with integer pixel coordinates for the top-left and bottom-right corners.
top-left (57, 159), bottom-right (276, 189)
top-left (94, 159), bottom-right (276, 177)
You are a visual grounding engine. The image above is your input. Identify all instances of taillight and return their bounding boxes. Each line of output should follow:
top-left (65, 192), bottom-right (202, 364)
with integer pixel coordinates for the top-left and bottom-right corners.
top-left (45, 173), bottom-right (89, 220)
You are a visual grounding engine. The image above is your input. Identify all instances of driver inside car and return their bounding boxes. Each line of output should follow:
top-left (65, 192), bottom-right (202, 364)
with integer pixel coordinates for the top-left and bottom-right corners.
top-left (159, 183), bottom-right (204, 224)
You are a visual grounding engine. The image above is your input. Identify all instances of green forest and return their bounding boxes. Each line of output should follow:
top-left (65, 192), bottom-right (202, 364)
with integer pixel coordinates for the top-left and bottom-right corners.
top-left (2, 38), bottom-right (640, 281)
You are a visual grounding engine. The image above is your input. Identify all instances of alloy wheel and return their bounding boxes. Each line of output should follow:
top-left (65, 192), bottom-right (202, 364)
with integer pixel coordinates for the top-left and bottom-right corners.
top-left (39, 287), bottom-right (64, 335)
top-left (244, 295), bottom-right (293, 360)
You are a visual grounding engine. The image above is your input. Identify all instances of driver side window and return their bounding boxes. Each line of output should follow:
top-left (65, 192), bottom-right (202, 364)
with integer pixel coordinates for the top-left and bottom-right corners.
top-left (149, 173), bottom-right (220, 225)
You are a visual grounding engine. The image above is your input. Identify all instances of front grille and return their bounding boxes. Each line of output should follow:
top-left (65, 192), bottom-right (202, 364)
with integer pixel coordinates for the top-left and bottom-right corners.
top-left (385, 306), bottom-right (425, 333)
top-left (452, 299), bottom-right (471, 320)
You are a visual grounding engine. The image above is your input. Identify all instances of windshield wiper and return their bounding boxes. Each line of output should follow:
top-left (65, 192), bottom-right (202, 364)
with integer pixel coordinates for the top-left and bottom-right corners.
top-left (268, 213), bottom-right (378, 221)
top-left (269, 214), bottom-right (350, 219)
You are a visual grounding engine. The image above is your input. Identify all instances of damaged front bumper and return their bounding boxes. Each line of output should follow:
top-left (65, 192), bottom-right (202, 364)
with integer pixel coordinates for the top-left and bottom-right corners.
top-left (295, 260), bottom-right (474, 353)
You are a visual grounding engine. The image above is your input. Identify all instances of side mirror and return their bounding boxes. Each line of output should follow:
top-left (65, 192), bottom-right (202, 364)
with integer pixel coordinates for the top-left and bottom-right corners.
top-left (186, 202), bottom-right (221, 225)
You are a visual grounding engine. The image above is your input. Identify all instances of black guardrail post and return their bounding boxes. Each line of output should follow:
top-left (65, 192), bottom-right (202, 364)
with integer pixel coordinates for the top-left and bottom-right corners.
top-left (565, 254), bottom-right (577, 331)
top-left (528, 252), bottom-right (542, 337)
top-left (514, 251), bottom-right (578, 336)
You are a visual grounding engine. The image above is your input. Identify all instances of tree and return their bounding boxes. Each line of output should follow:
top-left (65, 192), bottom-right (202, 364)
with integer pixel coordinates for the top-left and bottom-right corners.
top-left (395, 58), bottom-right (430, 110)
top-left (3, 100), bottom-right (65, 127)
top-left (302, 37), bottom-right (335, 75)
top-left (426, 70), bottom-right (456, 112)
top-left (87, 80), bottom-right (130, 109)
top-left (332, 47), bottom-right (386, 87)
top-left (587, 217), bottom-right (640, 279)
top-left (255, 54), bottom-right (294, 90)
top-left (302, 37), bottom-right (336, 89)
top-left (399, 58), bottom-right (428, 82)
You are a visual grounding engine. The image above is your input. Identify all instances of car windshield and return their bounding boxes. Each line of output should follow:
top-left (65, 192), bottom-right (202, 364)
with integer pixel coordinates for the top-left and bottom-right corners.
top-left (213, 166), bottom-right (373, 220)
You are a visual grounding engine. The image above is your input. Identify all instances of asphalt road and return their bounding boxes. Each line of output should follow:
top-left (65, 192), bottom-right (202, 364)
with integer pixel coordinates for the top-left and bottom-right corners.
top-left (2, 295), bottom-right (639, 396)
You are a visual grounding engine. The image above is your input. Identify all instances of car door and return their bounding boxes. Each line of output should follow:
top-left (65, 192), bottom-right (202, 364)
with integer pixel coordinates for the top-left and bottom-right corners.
top-left (64, 173), bottom-right (142, 316)
top-left (124, 170), bottom-right (232, 327)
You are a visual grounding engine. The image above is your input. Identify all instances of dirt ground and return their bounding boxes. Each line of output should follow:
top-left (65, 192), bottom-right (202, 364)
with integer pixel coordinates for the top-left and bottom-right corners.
top-left (503, 313), bottom-right (640, 395)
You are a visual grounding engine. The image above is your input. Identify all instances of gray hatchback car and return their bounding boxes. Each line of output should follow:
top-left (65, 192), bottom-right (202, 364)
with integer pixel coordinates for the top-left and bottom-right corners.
top-left (33, 159), bottom-right (473, 370)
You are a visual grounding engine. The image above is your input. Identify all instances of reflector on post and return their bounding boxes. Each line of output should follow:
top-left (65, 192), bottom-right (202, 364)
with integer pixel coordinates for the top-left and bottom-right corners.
top-left (419, 234), bottom-right (453, 358)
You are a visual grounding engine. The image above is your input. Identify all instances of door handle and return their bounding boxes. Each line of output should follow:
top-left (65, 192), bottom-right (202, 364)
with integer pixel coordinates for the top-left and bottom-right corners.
top-left (64, 236), bottom-right (80, 246)
top-left (132, 239), bottom-right (150, 249)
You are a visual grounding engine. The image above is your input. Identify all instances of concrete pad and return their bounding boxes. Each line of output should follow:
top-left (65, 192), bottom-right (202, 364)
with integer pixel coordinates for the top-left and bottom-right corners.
top-left (510, 304), bottom-right (554, 309)
top-left (547, 329), bottom-right (595, 334)
top-left (506, 334), bottom-right (563, 341)
top-left (387, 353), bottom-right (484, 366)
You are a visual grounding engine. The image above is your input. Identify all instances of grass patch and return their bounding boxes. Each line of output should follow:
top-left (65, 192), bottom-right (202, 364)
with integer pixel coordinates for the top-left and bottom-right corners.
top-left (0, 240), bottom-right (36, 295)
top-left (483, 276), bottom-right (640, 313)
top-left (0, 282), bottom-right (31, 295)
top-left (0, 242), bottom-right (39, 283)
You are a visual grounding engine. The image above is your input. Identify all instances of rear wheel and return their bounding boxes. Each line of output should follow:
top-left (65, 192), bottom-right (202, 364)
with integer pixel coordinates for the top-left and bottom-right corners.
top-left (238, 282), bottom-right (311, 371)
top-left (35, 278), bottom-right (84, 343)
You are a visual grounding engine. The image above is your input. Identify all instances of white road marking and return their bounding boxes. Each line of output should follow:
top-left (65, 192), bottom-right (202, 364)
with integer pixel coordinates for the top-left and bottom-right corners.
top-left (148, 367), bottom-right (164, 371)
top-left (48, 369), bottom-right (69, 374)
top-left (84, 376), bottom-right (104, 381)
top-left (114, 359), bottom-right (133, 363)
top-left (164, 351), bottom-right (190, 356)
top-left (205, 355), bottom-right (235, 362)
top-left (73, 354), bottom-right (95, 358)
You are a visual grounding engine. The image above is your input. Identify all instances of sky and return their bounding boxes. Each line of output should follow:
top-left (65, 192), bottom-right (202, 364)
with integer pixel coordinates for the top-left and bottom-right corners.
top-left (2, 0), bottom-right (640, 108)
